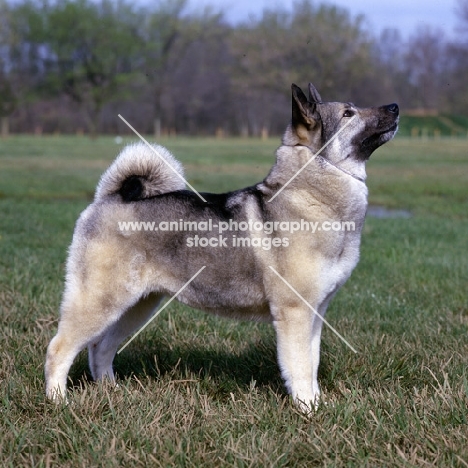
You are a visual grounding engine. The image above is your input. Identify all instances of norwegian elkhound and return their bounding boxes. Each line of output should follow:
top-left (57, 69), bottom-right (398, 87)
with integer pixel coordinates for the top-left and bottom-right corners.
top-left (45, 83), bottom-right (399, 411)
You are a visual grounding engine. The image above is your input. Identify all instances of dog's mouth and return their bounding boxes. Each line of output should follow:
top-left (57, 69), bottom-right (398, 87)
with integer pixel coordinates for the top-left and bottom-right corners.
top-left (384, 121), bottom-right (399, 135)
top-left (362, 120), bottom-right (399, 149)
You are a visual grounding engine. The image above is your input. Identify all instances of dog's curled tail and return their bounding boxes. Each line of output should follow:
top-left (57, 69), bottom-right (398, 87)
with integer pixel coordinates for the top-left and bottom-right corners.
top-left (95, 142), bottom-right (186, 202)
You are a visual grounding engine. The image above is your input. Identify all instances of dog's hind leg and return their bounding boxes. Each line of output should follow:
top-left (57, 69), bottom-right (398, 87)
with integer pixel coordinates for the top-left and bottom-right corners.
top-left (87, 293), bottom-right (163, 382)
top-left (45, 288), bottom-right (140, 401)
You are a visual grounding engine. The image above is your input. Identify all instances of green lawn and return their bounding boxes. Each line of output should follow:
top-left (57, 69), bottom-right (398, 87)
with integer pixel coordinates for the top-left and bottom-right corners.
top-left (0, 135), bottom-right (467, 467)
top-left (398, 115), bottom-right (468, 137)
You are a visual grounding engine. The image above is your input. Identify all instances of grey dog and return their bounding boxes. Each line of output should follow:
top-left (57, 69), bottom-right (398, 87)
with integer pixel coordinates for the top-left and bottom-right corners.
top-left (45, 83), bottom-right (399, 411)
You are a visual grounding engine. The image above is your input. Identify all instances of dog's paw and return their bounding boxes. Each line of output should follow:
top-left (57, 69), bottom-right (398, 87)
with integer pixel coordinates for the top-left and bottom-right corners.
top-left (45, 389), bottom-right (69, 405)
top-left (293, 392), bottom-right (321, 413)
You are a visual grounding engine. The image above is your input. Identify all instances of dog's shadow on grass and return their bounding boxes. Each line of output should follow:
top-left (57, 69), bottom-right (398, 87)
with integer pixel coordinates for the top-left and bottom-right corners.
top-left (69, 339), bottom-right (285, 398)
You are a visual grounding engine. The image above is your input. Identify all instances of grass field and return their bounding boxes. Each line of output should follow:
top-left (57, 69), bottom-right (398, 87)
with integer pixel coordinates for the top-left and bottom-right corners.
top-left (0, 134), bottom-right (467, 467)
top-left (398, 115), bottom-right (468, 138)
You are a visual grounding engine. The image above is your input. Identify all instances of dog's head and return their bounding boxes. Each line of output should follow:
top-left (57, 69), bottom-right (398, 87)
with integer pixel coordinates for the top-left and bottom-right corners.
top-left (283, 83), bottom-right (399, 164)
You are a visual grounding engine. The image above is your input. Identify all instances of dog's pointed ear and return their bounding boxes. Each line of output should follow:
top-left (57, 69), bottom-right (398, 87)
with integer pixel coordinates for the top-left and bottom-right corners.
top-left (308, 83), bottom-right (322, 103)
top-left (291, 83), bottom-right (318, 130)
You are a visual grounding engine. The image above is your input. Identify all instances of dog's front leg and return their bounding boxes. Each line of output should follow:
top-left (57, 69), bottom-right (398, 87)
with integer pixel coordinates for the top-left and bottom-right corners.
top-left (273, 305), bottom-right (319, 412)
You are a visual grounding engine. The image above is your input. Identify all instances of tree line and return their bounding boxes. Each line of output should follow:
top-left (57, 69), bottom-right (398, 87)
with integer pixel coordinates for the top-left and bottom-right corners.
top-left (0, 0), bottom-right (467, 137)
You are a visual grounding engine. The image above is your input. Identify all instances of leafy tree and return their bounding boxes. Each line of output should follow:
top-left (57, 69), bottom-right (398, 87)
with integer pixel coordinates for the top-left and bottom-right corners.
top-left (13, 0), bottom-right (143, 136)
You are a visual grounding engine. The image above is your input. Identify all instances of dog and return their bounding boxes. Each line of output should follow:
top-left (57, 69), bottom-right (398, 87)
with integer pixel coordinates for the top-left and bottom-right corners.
top-left (45, 83), bottom-right (399, 411)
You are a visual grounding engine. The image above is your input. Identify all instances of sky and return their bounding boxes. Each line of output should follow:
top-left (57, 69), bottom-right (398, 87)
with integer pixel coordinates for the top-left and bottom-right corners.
top-left (189, 0), bottom-right (461, 39)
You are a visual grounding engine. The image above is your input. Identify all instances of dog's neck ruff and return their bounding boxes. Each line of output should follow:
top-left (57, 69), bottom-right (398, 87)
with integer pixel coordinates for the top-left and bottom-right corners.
top-left (318, 156), bottom-right (366, 183)
top-left (298, 144), bottom-right (366, 183)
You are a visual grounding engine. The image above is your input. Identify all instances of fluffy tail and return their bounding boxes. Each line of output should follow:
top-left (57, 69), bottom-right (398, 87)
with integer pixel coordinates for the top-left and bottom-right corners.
top-left (95, 142), bottom-right (186, 202)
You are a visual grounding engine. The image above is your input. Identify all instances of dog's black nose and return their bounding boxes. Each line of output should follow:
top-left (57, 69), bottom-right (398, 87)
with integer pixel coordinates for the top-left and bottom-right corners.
top-left (386, 103), bottom-right (399, 114)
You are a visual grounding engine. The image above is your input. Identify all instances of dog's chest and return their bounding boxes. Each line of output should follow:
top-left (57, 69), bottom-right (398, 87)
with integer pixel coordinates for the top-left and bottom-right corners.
top-left (305, 179), bottom-right (368, 293)
top-left (322, 200), bottom-right (367, 297)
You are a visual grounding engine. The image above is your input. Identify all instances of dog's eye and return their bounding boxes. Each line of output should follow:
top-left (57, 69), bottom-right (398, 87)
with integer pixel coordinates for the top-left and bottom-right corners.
top-left (343, 110), bottom-right (354, 118)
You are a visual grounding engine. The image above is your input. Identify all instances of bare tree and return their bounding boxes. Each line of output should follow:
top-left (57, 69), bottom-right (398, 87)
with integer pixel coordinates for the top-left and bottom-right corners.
top-left (445, 1), bottom-right (468, 114)
top-left (167, 21), bottom-right (231, 135)
top-left (228, 1), bottom-right (379, 135)
top-left (403, 26), bottom-right (448, 110)
top-left (140, 1), bottom-right (225, 137)
top-left (0, 1), bottom-right (15, 136)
